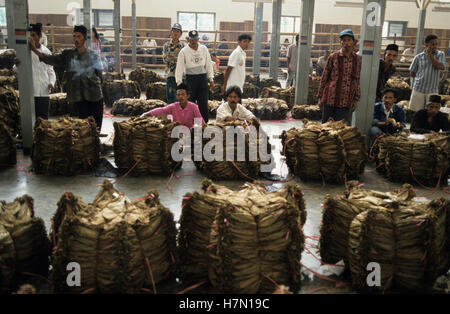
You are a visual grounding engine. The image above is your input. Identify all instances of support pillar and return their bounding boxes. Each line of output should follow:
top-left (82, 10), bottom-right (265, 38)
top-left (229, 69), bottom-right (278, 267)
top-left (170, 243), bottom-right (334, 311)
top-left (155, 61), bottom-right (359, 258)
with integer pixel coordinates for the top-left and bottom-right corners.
top-left (83, 0), bottom-right (92, 47)
top-left (131, 0), bottom-right (137, 69)
top-left (114, 0), bottom-right (121, 73)
top-left (414, 0), bottom-right (430, 55)
top-left (269, 0), bottom-right (282, 79)
top-left (252, 1), bottom-right (264, 76)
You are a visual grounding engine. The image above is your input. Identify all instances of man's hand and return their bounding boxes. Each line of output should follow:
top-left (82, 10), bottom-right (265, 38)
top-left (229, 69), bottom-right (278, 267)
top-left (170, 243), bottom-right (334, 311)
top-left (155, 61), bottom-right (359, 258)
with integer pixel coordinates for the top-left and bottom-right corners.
top-left (209, 81), bottom-right (215, 91)
top-left (385, 118), bottom-right (394, 125)
top-left (394, 122), bottom-right (402, 129)
top-left (318, 99), bottom-right (322, 109)
top-left (426, 47), bottom-right (433, 59)
top-left (48, 84), bottom-right (54, 91)
top-left (140, 112), bottom-right (150, 118)
top-left (224, 116), bottom-right (235, 122)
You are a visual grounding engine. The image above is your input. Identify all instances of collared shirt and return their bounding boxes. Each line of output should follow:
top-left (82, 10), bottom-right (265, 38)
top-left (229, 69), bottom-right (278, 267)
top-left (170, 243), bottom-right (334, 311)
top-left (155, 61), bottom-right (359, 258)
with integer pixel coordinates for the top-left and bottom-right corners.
top-left (376, 59), bottom-right (396, 102)
top-left (216, 102), bottom-right (255, 123)
top-left (147, 101), bottom-right (204, 129)
top-left (372, 102), bottom-right (406, 134)
top-left (41, 48), bottom-right (103, 103)
top-left (163, 40), bottom-right (185, 77)
top-left (317, 49), bottom-right (362, 109)
top-left (226, 45), bottom-right (246, 91)
top-left (409, 49), bottom-right (446, 94)
top-left (410, 109), bottom-right (450, 134)
top-left (175, 44), bottom-right (214, 85)
top-left (30, 45), bottom-right (56, 97)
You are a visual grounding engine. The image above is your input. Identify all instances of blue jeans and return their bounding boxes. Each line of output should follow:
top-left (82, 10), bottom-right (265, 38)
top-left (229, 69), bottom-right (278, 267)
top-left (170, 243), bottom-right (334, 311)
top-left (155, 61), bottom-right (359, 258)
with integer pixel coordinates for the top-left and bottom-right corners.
top-left (166, 76), bottom-right (177, 105)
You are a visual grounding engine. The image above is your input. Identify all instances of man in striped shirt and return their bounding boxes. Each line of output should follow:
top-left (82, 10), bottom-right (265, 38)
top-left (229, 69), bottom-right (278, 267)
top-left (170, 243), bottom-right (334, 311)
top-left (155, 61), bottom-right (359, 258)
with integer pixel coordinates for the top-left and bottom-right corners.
top-left (163, 23), bottom-right (185, 105)
top-left (409, 34), bottom-right (446, 111)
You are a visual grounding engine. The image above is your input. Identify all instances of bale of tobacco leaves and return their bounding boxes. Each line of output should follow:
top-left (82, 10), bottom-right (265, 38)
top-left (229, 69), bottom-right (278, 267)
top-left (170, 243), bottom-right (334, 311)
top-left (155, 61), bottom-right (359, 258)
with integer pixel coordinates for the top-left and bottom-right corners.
top-left (0, 69), bottom-right (18, 89)
top-left (192, 119), bottom-right (271, 180)
top-left (179, 179), bottom-right (306, 293)
top-left (245, 74), bottom-right (259, 86)
top-left (111, 98), bottom-right (166, 117)
top-left (259, 78), bottom-right (281, 89)
top-left (146, 82), bottom-right (167, 102)
top-left (31, 116), bottom-right (100, 176)
top-left (440, 95), bottom-right (450, 106)
top-left (439, 78), bottom-right (450, 95)
top-left (291, 104), bottom-right (322, 120)
top-left (213, 71), bottom-right (224, 86)
top-left (241, 98), bottom-right (289, 120)
top-left (242, 82), bottom-right (259, 99)
top-left (113, 117), bottom-right (180, 176)
top-left (0, 49), bottom-right (16, 70)
top-left (386, 76), bottom-right (412, 101)
top-left (261, 86), bottom-right (295, 109)
top-left (128, 67), bottom-right (165, 91)
top-left (103, 71), bottom-right (125, 81)
top-left (208, 100), bottom-right (221, 118)
top-left (51, 180), bottom-right (177, 293)
top-left (348, 197), bottom-right (449, 292)
top-left (377, 131), bottom-right (450, 186)
top-left (48, 93), bottom-right (79, 117)
top-left (0, 122), bottom-right (16, 166)
top-left (102, 80), bottom-right (141, 107)
top-left (319, 181), bottom-right (416, 265)
top-left (308, 75), bottom-right (321, 105)
top-left (0, 195), bottom-right (50, 289)
top-left (281, 120), bottom-right (366, 183)
top-left (209, 84), bottom-right (223, 101)
top-left (0, 85), bottom-right (20, 137)
top-left (396, 100), bottom-right (415, 123)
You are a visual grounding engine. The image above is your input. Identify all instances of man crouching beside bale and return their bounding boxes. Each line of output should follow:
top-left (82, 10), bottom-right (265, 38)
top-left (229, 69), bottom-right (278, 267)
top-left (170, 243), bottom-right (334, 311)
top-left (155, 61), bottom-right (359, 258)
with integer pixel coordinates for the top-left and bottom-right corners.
top-left (28, 25), bottom-right (104, 132)
top-left (411, 95), bottom-right (450, 134)
top-left (216, 85), bottom-right (258, 124)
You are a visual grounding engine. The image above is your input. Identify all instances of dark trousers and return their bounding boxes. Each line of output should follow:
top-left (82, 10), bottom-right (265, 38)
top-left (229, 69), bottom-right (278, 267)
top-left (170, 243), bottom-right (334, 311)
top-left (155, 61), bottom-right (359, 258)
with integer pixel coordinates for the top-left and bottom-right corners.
top-left (34, 97), bottom-right (50, 120)
top-left (321, 104), bottom-right (352, 125)
top-left (76, 99), bottom-right (104, 131)
top-left (166, 76), bottom-right (177, 105)
top-left (186, 74), bottom-right (209, 123)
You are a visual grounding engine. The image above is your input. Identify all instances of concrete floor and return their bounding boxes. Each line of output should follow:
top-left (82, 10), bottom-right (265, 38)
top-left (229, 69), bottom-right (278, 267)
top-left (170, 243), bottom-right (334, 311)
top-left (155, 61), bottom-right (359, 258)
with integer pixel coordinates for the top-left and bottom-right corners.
top-left (1, 112), bottom-right (448, 294)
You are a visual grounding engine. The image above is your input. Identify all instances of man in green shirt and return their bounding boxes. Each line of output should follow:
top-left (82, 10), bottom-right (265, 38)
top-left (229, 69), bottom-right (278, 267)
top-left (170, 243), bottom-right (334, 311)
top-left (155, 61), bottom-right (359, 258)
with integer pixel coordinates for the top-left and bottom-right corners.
top-left (29, 25), bottom-right (104, 131)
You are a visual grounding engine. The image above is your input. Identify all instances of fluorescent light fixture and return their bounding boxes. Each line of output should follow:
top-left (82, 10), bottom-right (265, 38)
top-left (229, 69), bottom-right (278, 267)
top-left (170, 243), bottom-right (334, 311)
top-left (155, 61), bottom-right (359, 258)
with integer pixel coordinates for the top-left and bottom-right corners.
top-left (334, 1), bottom-right (364, 8)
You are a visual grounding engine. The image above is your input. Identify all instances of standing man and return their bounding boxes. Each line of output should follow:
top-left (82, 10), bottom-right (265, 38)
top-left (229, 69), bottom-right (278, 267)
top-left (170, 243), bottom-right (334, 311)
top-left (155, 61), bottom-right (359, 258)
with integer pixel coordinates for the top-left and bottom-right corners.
top-left (175, 30), bottom-right (215, 123)
top-left (221, 33), bottom-right (252, 94)
top-left (409, 34), bottom-right (447, 112)
top-left (375, 44), bottom-right (398, 102)
top-left (143, 32), bottom-right (157, 64)
top-left (317, 29), bottom-right (362, 125)
top-left (163, 23), bottom-right (185, 105)
top-left (15, 23), bottom-right (56, 119)
top-left (29, 25), bottom-right (104, 131)
top-left (316, 50), bottom-right (330, 76)
top-left (286, 34), bottom-right (299, 87)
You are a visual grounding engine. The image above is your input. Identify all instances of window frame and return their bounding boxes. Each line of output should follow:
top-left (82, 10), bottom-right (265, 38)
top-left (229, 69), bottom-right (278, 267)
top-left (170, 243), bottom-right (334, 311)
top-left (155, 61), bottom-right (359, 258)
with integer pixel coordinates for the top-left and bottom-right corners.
top-left (177, 11), bottom-right (216, 32)
top-left (281, 15), bottom-right (301, 34)
top-left (384, 21), bottom-right (407, 37)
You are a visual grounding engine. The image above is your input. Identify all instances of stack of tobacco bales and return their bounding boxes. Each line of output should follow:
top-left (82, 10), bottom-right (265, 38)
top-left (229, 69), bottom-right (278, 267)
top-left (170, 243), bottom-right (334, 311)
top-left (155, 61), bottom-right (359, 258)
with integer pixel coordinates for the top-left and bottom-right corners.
top-left (128, 67), bottom-right (165, 91)
top-left (320, 182), bottom-right (449, 292)
top-left (308, 75), bottom-right (321, 105)
top-left (245, 74), bottom-right (259, 86)
top-left (146, 82), bottom-right (167, 102)
top-left (259, 78), bottom-right (281, 89)
top-left (281, 120), bottom-right (366, 183)
top-left (0, 86), bottom-right (20, 137)
top-left (208, 100), bottom-right (221, 118)
top-left (179, 179), bottom-right (306, 293)
top-left (0, 122), bottom-right (16, 166)
top-left (291, 104), bottom-right (322, 120)
top-left (242, 82), bottom-right (259, 99)
top-left (102, 80), bottom-right (141, 107)
top-left (386, 77), bottom-right (412, 101)
top-left (0, 49), bottom-right (16, 69)
top-left (377, 131), bottom-right (450, 186)
top-left (103, 72), bottom-right (125, 81)
top-left (396, 100), bottom-right (415, 123)
top-left (51, 180), bottom-right (177, 293)
top-left (49, 93), bottom-right (79, 117)
top-left (241, 98), bottom-right (289, 120)
top-left (192, 120), bottom-right (271, 180)
top-left (0, 195), bottom-right (50, 289)
top-left (261, 86), bottom-right (295, 108)
top-left (0, 69), bottom-right (18, 89)
top-left (31, 117), bottom-right (100, 175)
top-left (210, 70), bottom-right (225, 101)
top-left (111, 98), bottom-right (166, 117)
top-left (113, 117), bottom-right (180, 175)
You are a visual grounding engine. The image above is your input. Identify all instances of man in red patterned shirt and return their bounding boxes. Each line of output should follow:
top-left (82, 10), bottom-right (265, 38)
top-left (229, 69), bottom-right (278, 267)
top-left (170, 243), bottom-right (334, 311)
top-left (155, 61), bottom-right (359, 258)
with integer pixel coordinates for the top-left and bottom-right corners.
top-left (317, 29), bottom-right (362, 125)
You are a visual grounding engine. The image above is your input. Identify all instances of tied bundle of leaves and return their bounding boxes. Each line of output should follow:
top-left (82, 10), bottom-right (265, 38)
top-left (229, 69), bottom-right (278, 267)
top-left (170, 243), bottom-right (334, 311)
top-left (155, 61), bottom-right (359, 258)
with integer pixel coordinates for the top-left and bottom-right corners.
top-left (146, 82), bottom-right (167, 102)
top-left (348, 198), bottom-right (449, 292)
top-left (178, 179), bottom-right (306, 293)
top-left (31, 116), bottom-right (100, 175)
top-left (291, 104), bottom-right (322, 120)
top-left (0, 49), bottom-right (16, 70)
top-left (129, 67), bottom-right (165, 91)
top-left (102, 80), bottom-right (141, 107)
top-left (282, 120), bottom-right (366, 183)
top-left (192, 120), bottom-right (271, 180)
top-left (51, 180), bottom-right (177, 293)
top-left (0, 85), bottom-right (20, 137)
top-left (0, 69), bottom-right (18, 89)
top-left (111, 98), bottom-right (166, 117)
top-left (208, 100), bottom-right (221, 118)
top-left (386, 76), bottom-right (412, 101)
top-left (378, 132), bottom-right (450, 186)
top-left (49, 93), bottom-right (79, 117)
top-left (113, 117), bottom-right (180, 176)
top-left (241, 98), bottom-right (289, 120)
top-left (242, 83), bottom-right (259, 99)
top-left (319, 181), bottom-right (416, 264)
top-left (0, 195), bottom-right (50, 289)
top-left (0, 122), bottom-right (16, 166)
top-left (261, 86), bottom-right (295, 109)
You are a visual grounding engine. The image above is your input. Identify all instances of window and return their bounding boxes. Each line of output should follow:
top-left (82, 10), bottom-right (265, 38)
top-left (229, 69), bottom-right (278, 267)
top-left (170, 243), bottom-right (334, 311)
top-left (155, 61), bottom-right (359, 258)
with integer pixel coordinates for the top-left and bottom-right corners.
top-left (281, 16), bottom-right (300, 34)
top-left (178, 12), bottom-right (215, 33)
top-left (382, 21), bottom-right (407, 37)
top-left (76, 9), bottom-right (114, 28)
top-left (0, 7), bottom-right (6, 27)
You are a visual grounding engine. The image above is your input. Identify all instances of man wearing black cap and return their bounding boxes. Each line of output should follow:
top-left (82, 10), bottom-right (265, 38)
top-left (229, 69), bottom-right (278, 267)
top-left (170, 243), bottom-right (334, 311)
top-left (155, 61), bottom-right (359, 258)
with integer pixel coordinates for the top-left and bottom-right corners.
top-left (163, 23), bottom-right (185, 104)
top-left (175, 30), bottom-right (214, 123)
top-left (411, 95), bottom-right (450, 134)
top-left (29, 25), bottom-right (104, 131)
top-left (375, 43), bottom-right (398, 102)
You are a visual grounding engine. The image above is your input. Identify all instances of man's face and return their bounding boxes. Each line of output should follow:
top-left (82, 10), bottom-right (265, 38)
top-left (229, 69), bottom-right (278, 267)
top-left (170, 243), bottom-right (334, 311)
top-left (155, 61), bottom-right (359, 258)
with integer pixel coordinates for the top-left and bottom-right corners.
top-left (426, 39), bottom-right (438, 53)
top-left (239, 39), bottom-right (251, 50)
top-left (227, 92), bottom-right (240, 107)
top-left (382, 92), bottom-right (396, 107)
top-left (176, 89), bottom-right (189, 103)
top-left (340, 36), bottom-right (355, 51)
top-left (384, 50), bottom-right (398, 65)
top-left (73, 32), bottom-right (87, 49)
top-left (188, 39), bottom-right (199, 50)
top-left (427, 102), bottom-right (440, 116)
top-left (171, 29), bottom-right (182, 41)
top-left (30, 31), bottom-right (41, 46)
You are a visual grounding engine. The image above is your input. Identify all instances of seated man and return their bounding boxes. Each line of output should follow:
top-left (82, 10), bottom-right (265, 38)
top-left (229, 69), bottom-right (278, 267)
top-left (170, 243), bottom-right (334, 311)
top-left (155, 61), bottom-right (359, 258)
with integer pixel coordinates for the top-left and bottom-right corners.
top-left (410, 95), bottom-right (450, 134)
top-left (140, 83), bottom-right (204, 129)
top-left (216, 85), bottom-right (257, 123)
top-left (370, 88), bottom-right (406, 144)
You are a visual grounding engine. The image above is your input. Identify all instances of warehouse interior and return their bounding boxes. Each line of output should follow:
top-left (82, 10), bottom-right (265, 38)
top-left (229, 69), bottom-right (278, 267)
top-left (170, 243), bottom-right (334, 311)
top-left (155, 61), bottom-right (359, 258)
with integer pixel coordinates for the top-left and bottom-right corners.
top-left (0, 0), bottom-right (449, 297)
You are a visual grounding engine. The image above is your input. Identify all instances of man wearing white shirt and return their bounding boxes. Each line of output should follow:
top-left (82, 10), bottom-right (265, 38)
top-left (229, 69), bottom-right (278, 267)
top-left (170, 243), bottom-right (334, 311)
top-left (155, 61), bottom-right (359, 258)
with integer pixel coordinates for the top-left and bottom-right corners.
top-left (176, 30), bottom-right (215, 123)
top-left (216, 85), bottom-right (257, 123)
top-left (15, 23), bottom-right (56, 119)
top-left (143, 32), bottom-right (157, 64)
top-left (222, 33), bottom-right (252, 94)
